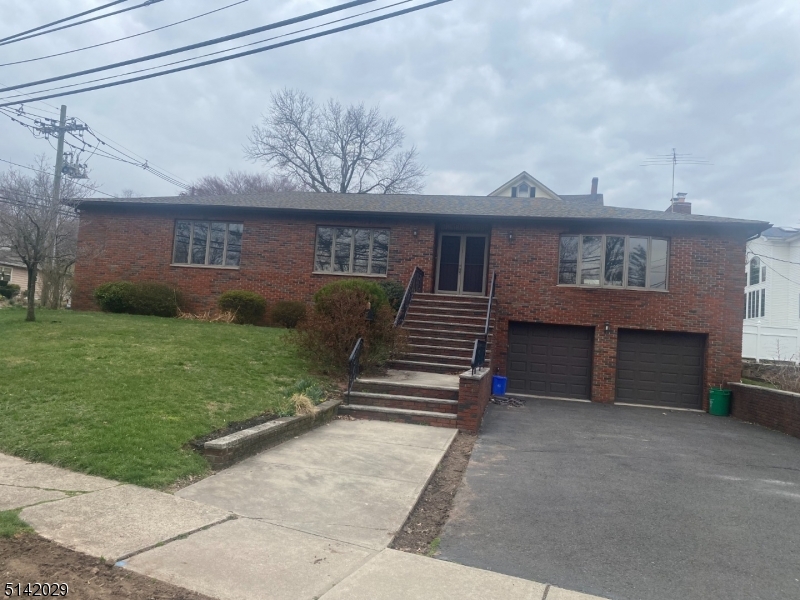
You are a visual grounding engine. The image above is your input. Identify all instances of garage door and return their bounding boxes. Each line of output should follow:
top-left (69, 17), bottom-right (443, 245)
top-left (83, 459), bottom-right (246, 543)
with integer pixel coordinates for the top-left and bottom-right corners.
top-left (616, 330), bottom-right (704, 409)
top-left (507, 323), bottom-right (593, 399)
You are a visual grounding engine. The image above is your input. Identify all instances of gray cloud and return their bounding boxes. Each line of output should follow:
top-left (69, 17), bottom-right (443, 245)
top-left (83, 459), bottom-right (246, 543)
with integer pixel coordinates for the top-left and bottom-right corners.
top-left (1, 0), bottom-right (797, 225)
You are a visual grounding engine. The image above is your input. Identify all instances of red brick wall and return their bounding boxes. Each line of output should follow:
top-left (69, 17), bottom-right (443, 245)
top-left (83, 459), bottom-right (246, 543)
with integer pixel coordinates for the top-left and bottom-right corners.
top-left (487, 224), bottom-right (748, 408)
top-left (73, 206), bottom-right (437, 313)
top-left (457, 367), bottom-right (493, 432)
top-left (74, 206), bottom-right (749, 410)
top-left (729, 383), bottom-right (800, 439)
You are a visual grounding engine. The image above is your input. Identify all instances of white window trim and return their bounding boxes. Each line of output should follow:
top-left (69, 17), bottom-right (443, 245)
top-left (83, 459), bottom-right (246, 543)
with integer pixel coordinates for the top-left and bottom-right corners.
top-left (172, 220), bottom-right (243, 268)
top-left (312, 226), bottom-right (390, 278)
top-left (558, 234), bottom-right (670, 291)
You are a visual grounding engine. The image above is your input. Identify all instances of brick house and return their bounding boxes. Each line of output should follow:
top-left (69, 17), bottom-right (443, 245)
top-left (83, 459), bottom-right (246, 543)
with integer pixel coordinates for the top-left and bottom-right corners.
top-left (73, 181), bottom-right (768, 423)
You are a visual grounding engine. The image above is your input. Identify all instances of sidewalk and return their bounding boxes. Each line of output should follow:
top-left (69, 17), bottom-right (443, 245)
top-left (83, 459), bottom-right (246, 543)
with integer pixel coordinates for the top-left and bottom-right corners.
top-left (2, 420), bottom-right (607, 600)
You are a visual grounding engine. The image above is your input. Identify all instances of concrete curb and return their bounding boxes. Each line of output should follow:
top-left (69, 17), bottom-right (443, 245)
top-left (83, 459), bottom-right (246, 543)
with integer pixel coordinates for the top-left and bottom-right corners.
top-left (201, 398), bottom-right (342, 469)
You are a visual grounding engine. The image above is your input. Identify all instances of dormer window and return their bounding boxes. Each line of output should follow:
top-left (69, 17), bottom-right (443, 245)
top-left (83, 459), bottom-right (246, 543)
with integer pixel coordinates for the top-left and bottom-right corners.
top-left (511, 183), bottom-right (536, 198)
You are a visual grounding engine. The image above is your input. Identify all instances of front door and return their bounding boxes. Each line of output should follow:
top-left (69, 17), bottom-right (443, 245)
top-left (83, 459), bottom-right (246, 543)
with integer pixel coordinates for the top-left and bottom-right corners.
top-left (435, 234), bottom-right (488, 295)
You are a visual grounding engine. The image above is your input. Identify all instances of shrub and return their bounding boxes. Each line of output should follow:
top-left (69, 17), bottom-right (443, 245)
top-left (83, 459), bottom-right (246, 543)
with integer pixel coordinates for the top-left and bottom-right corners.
top-left (93, 281), bottom-right (137, 313)
top-left (313, 279), bottom-right (388, 315)
top-left (271, 300), bottom-right (307, 328)
top-left (132, 282), bottom-right (184, 318)
top-left (0, 282), bottom-right (21, 300)
top-left (218, 290), bottom-right (267, 325)
top-left (295, 280), bottom-right (404, 374)
top-left (93, 281), bottom-right (183, 317)
top-left (379, 280), bottom-right (406, 312)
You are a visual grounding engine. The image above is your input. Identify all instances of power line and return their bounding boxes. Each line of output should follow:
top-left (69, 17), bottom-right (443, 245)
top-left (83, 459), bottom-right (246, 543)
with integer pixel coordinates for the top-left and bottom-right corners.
top-left (0, 0), bottom-right (416, 104)
top-left (0, 0), bottom-right (380, 94)
top-left (0, 0), bottom-right (452, 107)
top-left (0, 0), bottom-right (251, 68)
top-left (0, 157), bottom-right (117, 198)
top-left (0, 1), bottom-right (131, 44)
top-left (0, 1), bottom-right (165, 48)
top-left (749, 251), bottom-right (800, 268)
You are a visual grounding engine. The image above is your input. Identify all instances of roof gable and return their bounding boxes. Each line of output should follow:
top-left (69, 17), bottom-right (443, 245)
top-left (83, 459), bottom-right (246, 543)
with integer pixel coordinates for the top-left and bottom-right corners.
top-left (488, 171), bottom-right (561, 200)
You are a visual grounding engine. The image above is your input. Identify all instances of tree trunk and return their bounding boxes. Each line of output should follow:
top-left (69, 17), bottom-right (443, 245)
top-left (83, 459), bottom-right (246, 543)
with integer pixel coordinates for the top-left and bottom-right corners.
top-left (26, 265), bottom-right (37, 322)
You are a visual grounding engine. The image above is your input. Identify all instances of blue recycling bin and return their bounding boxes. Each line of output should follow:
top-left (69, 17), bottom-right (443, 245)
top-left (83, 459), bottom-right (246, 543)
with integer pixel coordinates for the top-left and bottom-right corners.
top-left (492, 375), bottom-right (508, 396)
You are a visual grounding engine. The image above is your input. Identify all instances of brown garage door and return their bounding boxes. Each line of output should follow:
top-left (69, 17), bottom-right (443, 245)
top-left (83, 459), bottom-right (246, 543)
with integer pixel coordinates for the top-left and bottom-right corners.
top-left (616, 330), bottom-right (705, 409)
top-left (507, 323), bottom-right (594, 399)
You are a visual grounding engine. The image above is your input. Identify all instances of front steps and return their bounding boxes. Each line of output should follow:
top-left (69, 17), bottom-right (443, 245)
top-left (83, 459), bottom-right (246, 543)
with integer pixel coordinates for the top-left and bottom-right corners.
top-left (389, 293), bottom-right (491, 374)
top-left (343, 292), bottom-right (494, 428)
top-left (340, 372), bottom-right (459, 428)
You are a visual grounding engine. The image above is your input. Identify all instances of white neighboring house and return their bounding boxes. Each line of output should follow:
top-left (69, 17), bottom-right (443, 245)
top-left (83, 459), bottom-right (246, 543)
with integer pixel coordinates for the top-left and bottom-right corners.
top-left (743, 226), bottom-right (800, 362)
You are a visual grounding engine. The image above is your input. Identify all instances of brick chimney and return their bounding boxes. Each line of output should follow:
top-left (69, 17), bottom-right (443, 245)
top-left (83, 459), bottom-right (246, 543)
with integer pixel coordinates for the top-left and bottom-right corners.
top-left (591, 177), bottom-right (598, 195)
top-left (667, 192), bottom-right (692, 214)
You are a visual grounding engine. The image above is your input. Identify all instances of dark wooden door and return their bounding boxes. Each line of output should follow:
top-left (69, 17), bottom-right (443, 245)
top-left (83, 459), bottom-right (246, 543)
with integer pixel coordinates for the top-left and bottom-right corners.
top-left (507, 323), bottom-right (594, 399)
top-left (616, 330), bottom-right (704, 409)
top-left (437, 235), bottom-right (461, 293)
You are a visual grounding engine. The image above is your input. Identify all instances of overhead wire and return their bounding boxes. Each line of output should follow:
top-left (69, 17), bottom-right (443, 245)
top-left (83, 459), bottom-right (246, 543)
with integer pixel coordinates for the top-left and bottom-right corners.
top-left (0, 157), bottom-right (117, 198)
top-left (0, 1), bottom-right (131, 44)
top-left (0, 0), bottom-right (251, 68)
top-left (746, 251), bottom-right (800, 286)
top-left (0, 0), bottom-right (452, 107)
top-left (0, 0), bottom-right (416, 104)
top-left (0, 0), bottom-right (382, 93)
top-left (0, 1), bottom-right (165, 48)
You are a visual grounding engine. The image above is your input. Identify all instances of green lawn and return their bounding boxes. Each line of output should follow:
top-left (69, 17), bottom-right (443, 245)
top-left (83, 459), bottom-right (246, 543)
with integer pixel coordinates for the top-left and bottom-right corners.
top-left (0, 308), bottom-right (320, 488)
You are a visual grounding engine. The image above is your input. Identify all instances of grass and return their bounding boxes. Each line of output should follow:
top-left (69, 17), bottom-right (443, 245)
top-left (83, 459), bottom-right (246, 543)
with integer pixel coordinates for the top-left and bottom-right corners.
top-left (0, 308), bottom-right (322, 488)
top-left (742, 377), bottom-right (779, 389)
top-left (0, 510), bottom-right (32, 538)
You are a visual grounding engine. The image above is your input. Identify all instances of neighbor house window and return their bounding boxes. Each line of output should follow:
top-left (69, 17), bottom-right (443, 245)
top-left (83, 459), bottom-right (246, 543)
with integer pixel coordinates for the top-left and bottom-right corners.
top-left (313, 227), bottom-right (389, 276)
top-left (172, 221), bottom-right (243, 267)
top-left (746, 289), bottom-right (766, 319)
top-left (749, 257), bottom-right (760, 285)
top-left (558, 235), bottom-right (669, 290)
top-left (0, 266), bottom-right (10, 283)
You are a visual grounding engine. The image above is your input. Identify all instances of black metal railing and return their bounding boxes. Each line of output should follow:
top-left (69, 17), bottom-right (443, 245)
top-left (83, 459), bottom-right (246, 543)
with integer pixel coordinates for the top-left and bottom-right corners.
top-left (347, 337), bottom-right (364, 401)
top-left (471, 338), bottom-right (487, 375)
top-left (484, 271), bottom-right (497, 338)
top-left (394, 266), bottom-right (424, 327)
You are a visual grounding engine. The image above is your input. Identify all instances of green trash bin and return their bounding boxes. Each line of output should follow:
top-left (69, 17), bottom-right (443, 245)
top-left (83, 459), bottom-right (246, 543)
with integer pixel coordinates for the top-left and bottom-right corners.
top-left (709, 388), bottom-right (731, 416)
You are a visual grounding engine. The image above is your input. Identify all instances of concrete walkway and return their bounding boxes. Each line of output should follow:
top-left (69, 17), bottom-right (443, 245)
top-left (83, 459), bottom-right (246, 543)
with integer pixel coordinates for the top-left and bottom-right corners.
top-left (2, 420), bottom-right (608, 600)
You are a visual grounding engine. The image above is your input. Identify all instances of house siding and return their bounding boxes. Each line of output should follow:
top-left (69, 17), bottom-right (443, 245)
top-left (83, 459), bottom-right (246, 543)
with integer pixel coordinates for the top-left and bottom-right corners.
top-left (74, 205), bottom-right (749, 410)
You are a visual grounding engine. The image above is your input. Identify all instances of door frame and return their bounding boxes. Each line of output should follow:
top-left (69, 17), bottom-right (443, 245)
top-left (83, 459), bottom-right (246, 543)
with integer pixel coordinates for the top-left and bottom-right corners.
top-left (434, 232), bottom-right (489, 296)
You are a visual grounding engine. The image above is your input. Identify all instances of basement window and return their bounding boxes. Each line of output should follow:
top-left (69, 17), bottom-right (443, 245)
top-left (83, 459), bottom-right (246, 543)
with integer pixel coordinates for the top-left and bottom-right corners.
top-left (558, 235), bottom-right (669, 290)
top-left (172, 221), bottom-right (243, 267)
top-left (313, 227), bottom-right (389, 276)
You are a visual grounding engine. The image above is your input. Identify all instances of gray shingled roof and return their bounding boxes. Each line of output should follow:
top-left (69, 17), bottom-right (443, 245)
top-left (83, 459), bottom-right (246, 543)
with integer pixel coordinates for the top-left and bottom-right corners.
top-left (0, 249), bottom-right (24, 268)
top-left (761, 226), bottom-right (800, 240)
top-left (77, 192), bottom-right (768, 230)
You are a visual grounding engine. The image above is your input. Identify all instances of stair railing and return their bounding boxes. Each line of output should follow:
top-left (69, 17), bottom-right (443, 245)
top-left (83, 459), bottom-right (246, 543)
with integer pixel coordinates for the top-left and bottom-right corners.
top-left (471, 338), bottom-right (487, 375)
top-left (347, 337), bottom-right (364, 402)
top-left (471, 271), bottom-right (497, 374)
top-left (394, 266), bottom-right (424, 327)
top-left (484, 271), bottom-right (497, 339)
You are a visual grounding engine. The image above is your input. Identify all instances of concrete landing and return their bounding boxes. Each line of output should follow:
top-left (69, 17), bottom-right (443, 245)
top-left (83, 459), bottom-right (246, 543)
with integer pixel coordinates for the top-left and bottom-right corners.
top-left (359, 369), bottom-right (459, 389)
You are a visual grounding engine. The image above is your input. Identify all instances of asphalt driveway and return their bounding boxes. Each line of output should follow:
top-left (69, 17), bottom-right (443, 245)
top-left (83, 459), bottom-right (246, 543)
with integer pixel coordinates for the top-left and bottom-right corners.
top-left (438, 398), bottom-right (800, 600)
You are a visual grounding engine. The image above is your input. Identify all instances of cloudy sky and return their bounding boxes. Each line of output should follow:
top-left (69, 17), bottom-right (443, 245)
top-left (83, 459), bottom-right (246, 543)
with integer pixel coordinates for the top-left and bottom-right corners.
top-left (0, 0), bottom-right (798, 224)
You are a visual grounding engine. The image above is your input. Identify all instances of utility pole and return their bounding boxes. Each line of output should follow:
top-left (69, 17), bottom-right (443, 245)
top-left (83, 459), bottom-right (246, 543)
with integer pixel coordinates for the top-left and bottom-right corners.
top-left (52, 104), bottom-right (67, 205)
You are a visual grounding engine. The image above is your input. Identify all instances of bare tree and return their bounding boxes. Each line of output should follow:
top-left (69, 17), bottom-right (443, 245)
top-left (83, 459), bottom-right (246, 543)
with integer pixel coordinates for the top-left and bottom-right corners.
top-left (0, 157), bottom-right (89, 321)
top-left (184, 170), bottom-right (299, 196)
top-left (245, 89), bottom-right (426, 194)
